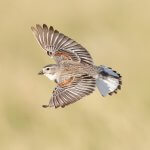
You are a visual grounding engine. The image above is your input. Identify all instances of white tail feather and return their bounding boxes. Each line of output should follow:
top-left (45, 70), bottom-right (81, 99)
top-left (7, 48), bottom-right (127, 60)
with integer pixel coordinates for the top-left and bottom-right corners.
top-left (96, 66), bottom-right (122, 96)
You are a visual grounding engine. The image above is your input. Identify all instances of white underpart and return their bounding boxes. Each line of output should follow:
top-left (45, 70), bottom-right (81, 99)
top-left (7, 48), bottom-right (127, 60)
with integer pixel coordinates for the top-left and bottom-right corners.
top-left (96, 77), bottom-right (119, 96)
top-left (44, 73), bottom-right (57, 81)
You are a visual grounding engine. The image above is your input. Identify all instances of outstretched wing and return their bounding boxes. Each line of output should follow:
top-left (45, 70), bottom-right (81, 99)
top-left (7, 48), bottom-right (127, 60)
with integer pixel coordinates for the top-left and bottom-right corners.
top-left (31, 24), bottom-right (93, 65)
top-left (45, 74), bottom-right (96, 108)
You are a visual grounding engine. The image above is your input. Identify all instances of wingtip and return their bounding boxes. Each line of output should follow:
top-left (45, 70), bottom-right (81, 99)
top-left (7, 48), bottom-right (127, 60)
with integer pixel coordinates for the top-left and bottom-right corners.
top-left (42, 104), bottom-right (49, 108)
top-left (32, 24), bottom-right (54, 31)
top-left (36, 24), bottom-right (40, 27)
top-left (49, 26), bottom-right (54, 31)
top-left (43, 23), bottom-right (47, 27)
top-left (35, 24), bottom-right (43, 30)
top-left (31, 26), bottom-right (35, 31)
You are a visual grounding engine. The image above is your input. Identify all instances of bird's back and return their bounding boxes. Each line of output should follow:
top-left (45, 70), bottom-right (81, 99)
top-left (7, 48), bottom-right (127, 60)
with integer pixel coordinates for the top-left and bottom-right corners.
top-left (59, 62), bottom-right (97, 78)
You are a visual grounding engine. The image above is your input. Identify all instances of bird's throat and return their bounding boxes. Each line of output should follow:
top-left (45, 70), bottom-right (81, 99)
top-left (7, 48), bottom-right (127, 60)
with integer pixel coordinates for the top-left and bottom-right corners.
top-left (44, 73), bottom-right (57, 81)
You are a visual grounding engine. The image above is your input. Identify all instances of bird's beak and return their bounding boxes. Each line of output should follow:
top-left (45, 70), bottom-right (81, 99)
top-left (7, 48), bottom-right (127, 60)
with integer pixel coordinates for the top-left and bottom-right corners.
top-left (38, 70), bottom-right (44, 75)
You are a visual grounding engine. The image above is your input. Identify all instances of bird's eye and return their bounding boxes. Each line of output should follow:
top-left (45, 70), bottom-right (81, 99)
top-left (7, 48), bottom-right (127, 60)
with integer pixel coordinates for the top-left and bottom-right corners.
top-left (47, 51), bottom-right (52, 55)
top-left (46, 68), bottom-right (50, 71)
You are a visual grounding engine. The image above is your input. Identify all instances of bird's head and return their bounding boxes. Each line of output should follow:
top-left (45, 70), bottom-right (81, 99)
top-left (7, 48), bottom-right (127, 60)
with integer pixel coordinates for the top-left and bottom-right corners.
top-left (38, 64), bottom-right (58, 80)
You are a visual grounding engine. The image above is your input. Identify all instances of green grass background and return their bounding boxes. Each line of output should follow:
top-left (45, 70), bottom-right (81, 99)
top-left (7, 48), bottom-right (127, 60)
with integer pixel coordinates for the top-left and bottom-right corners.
top-left (0, 0), bottom-right (150, 149)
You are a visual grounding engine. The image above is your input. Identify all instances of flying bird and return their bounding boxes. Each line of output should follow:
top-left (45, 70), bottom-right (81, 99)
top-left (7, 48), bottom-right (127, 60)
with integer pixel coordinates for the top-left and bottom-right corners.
top-left (31, 24), bottom-right (122, 108)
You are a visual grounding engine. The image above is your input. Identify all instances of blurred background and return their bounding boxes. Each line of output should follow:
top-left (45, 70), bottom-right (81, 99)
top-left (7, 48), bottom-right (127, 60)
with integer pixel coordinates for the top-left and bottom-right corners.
top-left (0, 0), bottom-right (150, 150)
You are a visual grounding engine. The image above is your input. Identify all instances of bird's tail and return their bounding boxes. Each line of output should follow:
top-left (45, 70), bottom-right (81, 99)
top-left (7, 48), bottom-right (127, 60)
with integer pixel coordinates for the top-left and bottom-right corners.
top-left (96, 65), bottom-right (122, 96)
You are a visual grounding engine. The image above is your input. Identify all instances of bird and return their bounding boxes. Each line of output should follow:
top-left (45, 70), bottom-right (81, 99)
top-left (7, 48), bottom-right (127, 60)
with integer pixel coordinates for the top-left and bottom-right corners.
top-left (31, 24), bottom-right (122, 108)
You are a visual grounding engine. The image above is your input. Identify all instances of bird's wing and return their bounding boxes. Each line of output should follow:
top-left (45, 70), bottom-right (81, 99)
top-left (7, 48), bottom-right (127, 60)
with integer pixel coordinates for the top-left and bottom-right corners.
top-left (46, 74), bottom-right (96, 108)
top-left (31, 24), bottom-right (93, 65)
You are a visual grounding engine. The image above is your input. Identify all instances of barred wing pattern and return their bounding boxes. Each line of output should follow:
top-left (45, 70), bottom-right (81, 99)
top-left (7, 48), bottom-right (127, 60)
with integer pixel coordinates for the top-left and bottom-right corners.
top-left (49, 75), bottom-right (96, 108)
top-left (31, 24), bottom-right (93, 65)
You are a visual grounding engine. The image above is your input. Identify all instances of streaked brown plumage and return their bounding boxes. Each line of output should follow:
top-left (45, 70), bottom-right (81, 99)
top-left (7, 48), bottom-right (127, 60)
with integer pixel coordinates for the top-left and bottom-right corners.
top-left (31, 24), bottom-right (122, 108)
